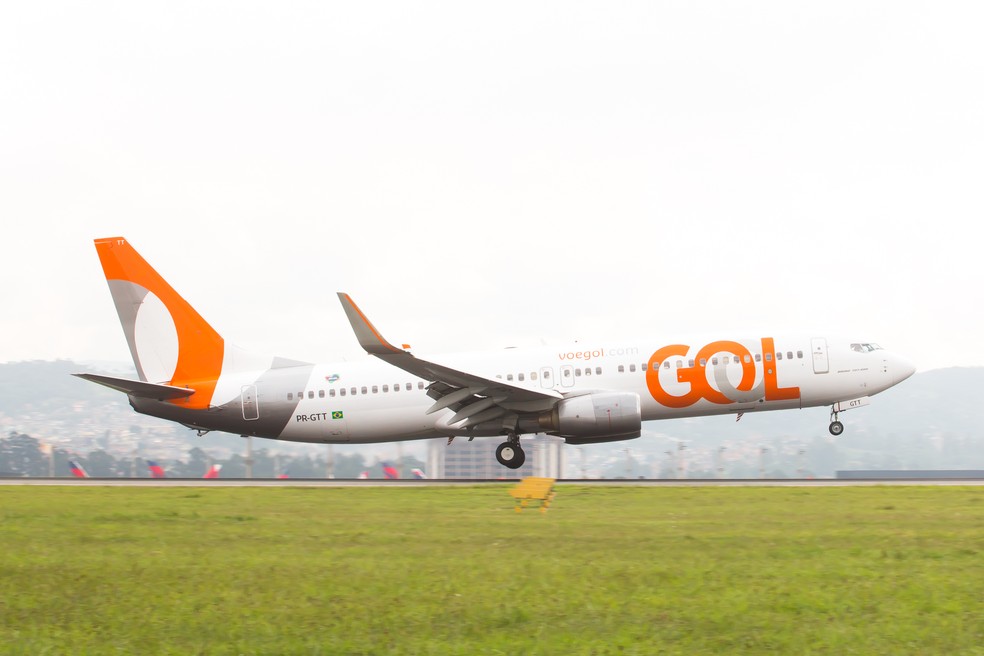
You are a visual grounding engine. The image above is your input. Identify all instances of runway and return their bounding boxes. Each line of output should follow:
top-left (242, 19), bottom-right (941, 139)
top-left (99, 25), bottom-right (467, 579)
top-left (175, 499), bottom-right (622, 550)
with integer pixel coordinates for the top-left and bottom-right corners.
top-left (3, 477), bottom-right (984, 487)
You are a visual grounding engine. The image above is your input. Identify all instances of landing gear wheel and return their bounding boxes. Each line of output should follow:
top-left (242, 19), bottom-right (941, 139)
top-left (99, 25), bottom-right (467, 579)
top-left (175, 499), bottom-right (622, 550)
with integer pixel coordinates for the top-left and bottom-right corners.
top-left (495, 442), bottom-right (526, 469)
top-left (829, 421), bottom-right (844, 436)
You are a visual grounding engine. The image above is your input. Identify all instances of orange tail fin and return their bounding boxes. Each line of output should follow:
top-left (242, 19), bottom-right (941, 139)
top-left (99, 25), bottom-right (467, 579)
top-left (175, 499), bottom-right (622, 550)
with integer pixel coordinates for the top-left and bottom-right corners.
top-left (94, 237), bottom-right (224, 409)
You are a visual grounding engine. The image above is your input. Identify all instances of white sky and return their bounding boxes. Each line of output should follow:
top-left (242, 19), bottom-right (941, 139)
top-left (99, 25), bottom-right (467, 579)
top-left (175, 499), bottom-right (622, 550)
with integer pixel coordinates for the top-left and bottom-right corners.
top-left (1, 1), bottom-right (982, 371)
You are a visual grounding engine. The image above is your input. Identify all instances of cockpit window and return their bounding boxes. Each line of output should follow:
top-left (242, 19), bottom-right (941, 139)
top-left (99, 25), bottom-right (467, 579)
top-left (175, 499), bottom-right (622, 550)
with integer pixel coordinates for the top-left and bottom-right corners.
top-left (850, 343), bottom-right (883, 353)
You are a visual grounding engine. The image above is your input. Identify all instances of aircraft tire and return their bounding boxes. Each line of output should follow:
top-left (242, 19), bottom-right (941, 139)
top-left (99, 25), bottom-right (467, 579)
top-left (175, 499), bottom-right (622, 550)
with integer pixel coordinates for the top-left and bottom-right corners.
top-left (828, 421), bottom-right (844, 436)
top-left (496, 442), bottom-right (526, 469)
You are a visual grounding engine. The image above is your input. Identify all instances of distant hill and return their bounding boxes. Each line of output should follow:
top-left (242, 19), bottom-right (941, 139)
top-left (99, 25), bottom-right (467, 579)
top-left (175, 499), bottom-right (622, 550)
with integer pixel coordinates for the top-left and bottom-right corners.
top-left (0, 359), bottom-right (119, 413)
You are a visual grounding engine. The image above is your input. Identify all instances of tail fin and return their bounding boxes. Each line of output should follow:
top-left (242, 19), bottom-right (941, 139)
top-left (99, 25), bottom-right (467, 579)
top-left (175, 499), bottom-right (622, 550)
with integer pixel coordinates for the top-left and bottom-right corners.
top-left (93, 237), bottom-right (224, 409)
top-left (203, 464), bottom-right (222, 479)
top-left (69, 460), bottom-right (89, 478)
top-left (147, 460), bottom-right (166, 478)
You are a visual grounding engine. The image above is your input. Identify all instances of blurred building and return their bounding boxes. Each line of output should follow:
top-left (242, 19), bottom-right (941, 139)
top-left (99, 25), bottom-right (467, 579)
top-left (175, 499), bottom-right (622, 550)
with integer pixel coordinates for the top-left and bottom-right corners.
top-left (427, 434), bottom-right (565, 479)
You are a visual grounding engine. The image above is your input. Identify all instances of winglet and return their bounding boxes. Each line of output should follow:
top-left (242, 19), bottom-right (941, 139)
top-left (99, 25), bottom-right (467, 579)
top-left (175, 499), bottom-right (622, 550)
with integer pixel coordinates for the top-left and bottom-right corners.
top-left (336, 293), bottom-right (407, 356)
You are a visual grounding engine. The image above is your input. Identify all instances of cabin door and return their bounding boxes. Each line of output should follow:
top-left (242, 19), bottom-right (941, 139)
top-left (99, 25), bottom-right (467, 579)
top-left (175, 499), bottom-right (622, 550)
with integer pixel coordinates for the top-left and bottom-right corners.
top-left (241, 385), bottom-right (259, 420)
top-left (811, 338), bottom-right (829, 374)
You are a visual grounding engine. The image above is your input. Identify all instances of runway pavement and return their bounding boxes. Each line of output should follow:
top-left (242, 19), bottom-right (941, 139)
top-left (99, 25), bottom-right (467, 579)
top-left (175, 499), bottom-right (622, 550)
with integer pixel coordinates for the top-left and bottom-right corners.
top-left (3, 477), bottom-right (984, 487)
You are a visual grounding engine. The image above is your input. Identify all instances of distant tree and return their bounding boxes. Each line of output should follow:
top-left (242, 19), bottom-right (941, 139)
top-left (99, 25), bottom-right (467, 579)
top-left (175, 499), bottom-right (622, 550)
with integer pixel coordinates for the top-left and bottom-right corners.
top-left (167, 447), bottom-right (212, 477)
top-left (332, 453), bottom-right (367, 478)
top-left (0, 433), bottom-right (46, 476)
top-left (284, 454), bottom-right (321, 478)
top-left (247, 448), bottom-right (276, 478)
top-left (84, 450), bottom-right (121, 477)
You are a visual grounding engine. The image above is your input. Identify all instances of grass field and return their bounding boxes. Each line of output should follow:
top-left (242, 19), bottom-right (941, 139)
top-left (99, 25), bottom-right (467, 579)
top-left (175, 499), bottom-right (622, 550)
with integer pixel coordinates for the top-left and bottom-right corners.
top-left (1, 485), bottom-right (983, 655)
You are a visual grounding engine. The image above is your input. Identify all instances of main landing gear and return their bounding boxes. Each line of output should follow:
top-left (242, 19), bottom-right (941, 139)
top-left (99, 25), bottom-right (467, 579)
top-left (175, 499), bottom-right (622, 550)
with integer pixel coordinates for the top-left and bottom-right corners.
top-left (495, 435), bottom-right (526, 469)
top-left (828, 407), bottom-right (844, 436)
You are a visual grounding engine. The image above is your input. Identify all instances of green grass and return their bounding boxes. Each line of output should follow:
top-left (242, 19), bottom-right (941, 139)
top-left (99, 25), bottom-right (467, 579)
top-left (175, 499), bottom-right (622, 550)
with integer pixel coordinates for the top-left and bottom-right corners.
top-left (1, 485), bottom-right (983, 655)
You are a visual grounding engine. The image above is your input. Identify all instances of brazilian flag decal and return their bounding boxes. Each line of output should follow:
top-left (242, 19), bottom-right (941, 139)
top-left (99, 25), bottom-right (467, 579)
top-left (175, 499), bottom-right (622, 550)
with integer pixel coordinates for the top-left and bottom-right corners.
top-left (332, 411), bottom-right (344, 420)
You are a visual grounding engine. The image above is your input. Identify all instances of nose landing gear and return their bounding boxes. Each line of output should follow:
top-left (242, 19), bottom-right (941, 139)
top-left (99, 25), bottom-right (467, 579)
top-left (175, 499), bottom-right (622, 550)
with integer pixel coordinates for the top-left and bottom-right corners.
top-left (495, 434), bottom-right (526, 469)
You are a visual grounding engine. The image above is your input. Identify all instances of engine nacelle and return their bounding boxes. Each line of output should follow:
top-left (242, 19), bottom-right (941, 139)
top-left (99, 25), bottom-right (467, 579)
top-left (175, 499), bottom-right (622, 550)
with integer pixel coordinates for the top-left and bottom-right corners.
top-left (538, 392), bottom-right (642, 444)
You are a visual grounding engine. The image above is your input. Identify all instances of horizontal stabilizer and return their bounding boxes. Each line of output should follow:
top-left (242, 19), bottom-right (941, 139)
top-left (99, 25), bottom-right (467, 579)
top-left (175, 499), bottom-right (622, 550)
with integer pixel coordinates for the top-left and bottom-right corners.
top-left (73, 373), bottom-right (196, 400)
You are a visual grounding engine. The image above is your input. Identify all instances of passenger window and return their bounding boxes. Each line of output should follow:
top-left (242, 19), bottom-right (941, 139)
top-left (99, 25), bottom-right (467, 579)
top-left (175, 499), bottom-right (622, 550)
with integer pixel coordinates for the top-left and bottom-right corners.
top-left (700, 358), bottom-right (707, 366)
top-left (382, 385), bottom-right (389, 393)
top-left (776, 352), bottom-right (783, 360)
top-left (787, 351), bottom-right (793, 360)
top-left (319, 390), bottom-right (325, 398)
top-left (518, 373), bottom-right (525, 381)
top-left (308, 391), bottom-right (314, 399)
top-left (642, 363), bottom-right (648, 371)
top-left (507, 374), bottom-right (514, 381)
top-left (372, 385), bottom-right (378, 394)
top-left (563, 369), bottom-right (571, 378)
top-left (765, 353), bottom-right (772, 362)
top-left (629, 364), bottom-right (636, 373)
top-left (329, 389), bottom-right (336, 397)
top-left (416, 382), bottom-right (422, 390)
top-left (618, 365), bottom-right (625, 373)
top-left (584, 368), bottom-right (592, 376)
top-left (744, 355), bottom-right (751, 363)
top-left (674, 361), bottom-right (682, 369)
top-left (711, 357), bottom-right (718, 366)
top-left (734, 356), bottom-right (740, 364)
top-left (287, 393), bottom-right (293, 400)
top-left (755, 354), bottom-right (762, 362)
top-left (340, 388), bottom-right (347, 397)
top-left (575, 368), bottom-right (582, 376)
top-left (595, 367), bottom-right (602, 375)
top-left (351, 387), bottom-right (357, 395)
top-left (797, 351), bottom-right (803, 359)
top-left (688, 359), bottom-right (695, 368)
top-left (361, 386), bottom-right (367, 395)
top-left (393, 384), bottom-right (399, 392)
top-left (543, 371), bottom-right (551, 379)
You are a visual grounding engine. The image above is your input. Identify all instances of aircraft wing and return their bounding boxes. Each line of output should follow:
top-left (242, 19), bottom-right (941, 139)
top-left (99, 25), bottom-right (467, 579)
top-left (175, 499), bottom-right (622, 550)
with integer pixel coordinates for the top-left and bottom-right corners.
top-left (73, 373), bottom-right (196, 400)
top-left (337, 293), bottom-right (562, 430)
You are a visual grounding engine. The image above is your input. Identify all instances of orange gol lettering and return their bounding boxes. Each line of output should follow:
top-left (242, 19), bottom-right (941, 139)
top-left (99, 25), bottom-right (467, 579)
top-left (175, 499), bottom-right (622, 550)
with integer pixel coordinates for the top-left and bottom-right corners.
top-left (646, 338), bottom-right (800, 408)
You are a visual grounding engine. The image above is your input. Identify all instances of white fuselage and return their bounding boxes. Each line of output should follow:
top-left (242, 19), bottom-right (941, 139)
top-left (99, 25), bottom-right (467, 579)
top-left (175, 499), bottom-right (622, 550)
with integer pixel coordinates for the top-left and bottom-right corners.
top-left (256, 335), bottom-right (911, 443)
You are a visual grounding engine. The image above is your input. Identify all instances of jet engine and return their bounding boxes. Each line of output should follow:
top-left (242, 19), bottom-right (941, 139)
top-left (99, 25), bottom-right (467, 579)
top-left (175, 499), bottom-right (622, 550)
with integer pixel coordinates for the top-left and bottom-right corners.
top-left (537, 392), bottom-right (642, 444)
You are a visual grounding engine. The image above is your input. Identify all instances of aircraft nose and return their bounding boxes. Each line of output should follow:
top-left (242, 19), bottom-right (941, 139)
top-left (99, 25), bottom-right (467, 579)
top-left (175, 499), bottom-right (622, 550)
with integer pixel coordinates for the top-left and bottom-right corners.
top-left (893, 354), bottom-right (917, 384)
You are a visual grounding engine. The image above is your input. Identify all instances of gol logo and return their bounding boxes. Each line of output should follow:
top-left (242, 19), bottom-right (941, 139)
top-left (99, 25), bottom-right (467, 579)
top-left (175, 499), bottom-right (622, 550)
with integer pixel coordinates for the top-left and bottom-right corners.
top-left (646, 338), bottom-right (800, 408)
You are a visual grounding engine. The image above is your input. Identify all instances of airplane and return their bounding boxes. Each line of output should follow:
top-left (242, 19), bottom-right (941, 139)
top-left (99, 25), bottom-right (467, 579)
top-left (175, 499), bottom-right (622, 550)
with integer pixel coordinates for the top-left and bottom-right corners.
top-left (411, 468), bottom-right (427, 480)
top-left (75, 237), bottom-right (916, 470)
top-left (203, 464), bottom-right (222, 479)
top-left (69, 459), bottom-right (89, 478)
top-left (381, 462), bottom-right (399, 479)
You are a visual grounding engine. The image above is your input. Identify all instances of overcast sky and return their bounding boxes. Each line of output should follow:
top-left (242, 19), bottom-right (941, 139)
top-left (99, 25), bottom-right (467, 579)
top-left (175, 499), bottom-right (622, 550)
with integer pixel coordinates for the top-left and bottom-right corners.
top-left (2, 1), bottom-right (981, 372)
